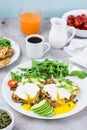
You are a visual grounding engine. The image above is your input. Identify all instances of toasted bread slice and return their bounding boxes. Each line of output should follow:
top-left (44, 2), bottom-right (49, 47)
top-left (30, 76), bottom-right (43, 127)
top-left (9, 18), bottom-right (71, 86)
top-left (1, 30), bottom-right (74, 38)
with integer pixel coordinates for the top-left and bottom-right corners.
top-left (5, 48), bottom-right (14, 58)
top-left (12, 93), bottom-right (28, 104)
top-left (0, 47), bottom-right (14, 60)
top-left (0, 46), bottom-right (9, 59)
top-left (0, 57), bottom-right (10, 68)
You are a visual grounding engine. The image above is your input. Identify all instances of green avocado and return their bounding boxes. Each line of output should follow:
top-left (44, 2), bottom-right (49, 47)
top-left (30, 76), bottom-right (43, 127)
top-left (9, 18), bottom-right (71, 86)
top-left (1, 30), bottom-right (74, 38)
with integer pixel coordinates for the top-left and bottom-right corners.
top-left (31, 99), bottom-right (54, 117)
top-left (39, 108), bottom-right (54, 117)
top-left (32, 102), bottom-right (48, 112)
top-left (31, 99), bottom-right (47, 110)
top-left (35, 103), bottom-right (52, 114)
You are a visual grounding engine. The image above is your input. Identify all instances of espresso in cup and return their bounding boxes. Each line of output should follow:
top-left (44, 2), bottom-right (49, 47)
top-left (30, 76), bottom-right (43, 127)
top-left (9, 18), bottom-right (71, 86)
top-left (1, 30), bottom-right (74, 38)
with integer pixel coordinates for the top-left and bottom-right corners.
top-left (27, 36), bottom-right (42, 43)
top-left (26, 34), bottom-right (50, 59)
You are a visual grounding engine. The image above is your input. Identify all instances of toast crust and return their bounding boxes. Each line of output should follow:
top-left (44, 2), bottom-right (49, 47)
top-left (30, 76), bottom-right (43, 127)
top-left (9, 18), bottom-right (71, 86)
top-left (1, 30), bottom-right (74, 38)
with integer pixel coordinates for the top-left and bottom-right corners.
top-left (0, 46), bottom-right (14, 68)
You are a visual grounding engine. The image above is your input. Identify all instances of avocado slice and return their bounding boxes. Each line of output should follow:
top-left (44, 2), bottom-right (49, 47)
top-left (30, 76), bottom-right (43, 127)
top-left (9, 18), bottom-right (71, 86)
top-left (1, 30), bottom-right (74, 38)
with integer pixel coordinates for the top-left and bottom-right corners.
top-left (39, 108), bottom-right (54, 117)
top-left (32, 102), bottom-right (48, 113)
top-left (31, 99), bottom-right (47, 110)
top-left (31, 99), bottom-right (54, 117)
top-left (35, 103), bottom-right (52, 114)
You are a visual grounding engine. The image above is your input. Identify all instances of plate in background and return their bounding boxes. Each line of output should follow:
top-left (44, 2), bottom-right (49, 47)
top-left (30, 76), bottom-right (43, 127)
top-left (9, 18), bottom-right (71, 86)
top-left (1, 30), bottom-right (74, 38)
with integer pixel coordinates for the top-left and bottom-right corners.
top-left (62, 9), bottom-right (87, 37)
top-left (0, 37), bottom-right (20, 68)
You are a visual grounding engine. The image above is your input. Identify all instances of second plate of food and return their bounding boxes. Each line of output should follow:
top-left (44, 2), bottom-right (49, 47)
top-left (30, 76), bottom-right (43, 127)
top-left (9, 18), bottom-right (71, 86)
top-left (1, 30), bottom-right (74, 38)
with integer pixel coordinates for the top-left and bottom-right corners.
top-left (0, 36), bottom-right (20, 68)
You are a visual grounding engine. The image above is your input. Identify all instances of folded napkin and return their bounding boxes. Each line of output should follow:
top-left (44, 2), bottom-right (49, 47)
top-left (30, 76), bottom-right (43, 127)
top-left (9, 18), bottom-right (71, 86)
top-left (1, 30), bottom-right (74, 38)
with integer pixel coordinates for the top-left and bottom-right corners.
top-left (70, 48), bottom-right (87, 68)
top-left (64, 39), bottom-right (87, 68)
top-left (64, 39), bottom-right (87, 56)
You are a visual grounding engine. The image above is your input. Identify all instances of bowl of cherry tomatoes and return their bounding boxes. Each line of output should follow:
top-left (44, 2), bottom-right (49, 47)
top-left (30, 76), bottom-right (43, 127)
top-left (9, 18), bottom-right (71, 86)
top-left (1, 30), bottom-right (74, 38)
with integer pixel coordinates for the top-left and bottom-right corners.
top-left (62, 9), bottom-right (87, 37)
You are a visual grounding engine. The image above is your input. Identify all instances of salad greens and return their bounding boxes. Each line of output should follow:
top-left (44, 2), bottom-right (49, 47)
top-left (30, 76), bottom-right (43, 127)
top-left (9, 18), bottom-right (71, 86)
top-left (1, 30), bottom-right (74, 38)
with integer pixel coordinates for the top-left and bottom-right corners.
top-left (11, 72), bottom-right (22, 82)
top-left (70, 70), bottom-right (87, 79)
top-left (19, 59), bottom-right (69, 80)
top-left (10, 59), bottom-right (87, 86)
top-left (0, 36), bottom-right (11, 48)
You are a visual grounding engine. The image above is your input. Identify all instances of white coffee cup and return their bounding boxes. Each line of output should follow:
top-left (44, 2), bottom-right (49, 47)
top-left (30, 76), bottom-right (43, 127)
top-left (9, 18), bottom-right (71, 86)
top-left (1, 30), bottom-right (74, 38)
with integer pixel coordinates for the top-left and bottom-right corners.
top-left (26, 34), bottom-right (50, 59)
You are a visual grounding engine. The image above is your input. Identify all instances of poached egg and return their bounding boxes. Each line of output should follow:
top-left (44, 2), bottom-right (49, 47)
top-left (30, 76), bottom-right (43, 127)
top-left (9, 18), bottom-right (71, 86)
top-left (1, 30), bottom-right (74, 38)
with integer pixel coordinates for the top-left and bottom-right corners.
top-left (43, 84), bottom-right (71, 101)
top-left (14, 83), bottom-right (40, 100)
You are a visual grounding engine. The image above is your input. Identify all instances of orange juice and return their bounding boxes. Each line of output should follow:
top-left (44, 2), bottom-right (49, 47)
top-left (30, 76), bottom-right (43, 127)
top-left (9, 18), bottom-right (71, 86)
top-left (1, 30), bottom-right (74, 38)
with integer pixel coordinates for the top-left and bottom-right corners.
top-left (20, 13), bottom-right (41, 35)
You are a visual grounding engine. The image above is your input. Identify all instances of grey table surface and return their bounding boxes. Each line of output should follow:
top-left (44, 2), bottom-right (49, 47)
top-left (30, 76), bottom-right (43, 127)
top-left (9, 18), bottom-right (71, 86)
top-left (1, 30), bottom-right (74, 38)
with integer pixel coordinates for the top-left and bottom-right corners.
top-left (0, 18), bottom-right (87, 130)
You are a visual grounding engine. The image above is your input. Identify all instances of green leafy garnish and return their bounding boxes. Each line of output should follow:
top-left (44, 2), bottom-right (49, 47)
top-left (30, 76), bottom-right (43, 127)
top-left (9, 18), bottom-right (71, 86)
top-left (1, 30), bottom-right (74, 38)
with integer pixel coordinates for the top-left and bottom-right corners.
top-left (10, 72), bottom-right (22, 82)
top-left (0, 21), bottom-right (6, 25)
top-left (70, 70), bottom-right (87, 79)
top-left (0, 36), bottom-right (11, 48)
top-left (19, 59), bottom-right (69, 80)
top-left (73, 99), bottom-right (78, 104)
top-left (68, 104), bottom-right (71, 107)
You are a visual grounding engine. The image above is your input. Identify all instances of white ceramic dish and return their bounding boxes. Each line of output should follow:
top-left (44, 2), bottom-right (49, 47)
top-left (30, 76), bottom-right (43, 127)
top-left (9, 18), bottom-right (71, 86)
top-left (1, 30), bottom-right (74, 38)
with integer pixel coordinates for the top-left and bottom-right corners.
top-left (62, 9), bottom-right (87, 37)
top-left (0, 108), bottom-right (14, 130)
top-left (0, 37), bottom-right (20, 68)
top-left (2, 60), bottom-right (87, 119)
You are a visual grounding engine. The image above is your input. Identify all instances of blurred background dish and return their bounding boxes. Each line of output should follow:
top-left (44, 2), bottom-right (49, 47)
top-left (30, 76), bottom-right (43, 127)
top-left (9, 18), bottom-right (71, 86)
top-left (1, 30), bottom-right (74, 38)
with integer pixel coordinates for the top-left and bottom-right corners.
top-left (0, 108), bottom-right (14, 130)
top-left (0, 37), bottom-right (20, 68)
top-left (62, 9), bottom-right (87, 37)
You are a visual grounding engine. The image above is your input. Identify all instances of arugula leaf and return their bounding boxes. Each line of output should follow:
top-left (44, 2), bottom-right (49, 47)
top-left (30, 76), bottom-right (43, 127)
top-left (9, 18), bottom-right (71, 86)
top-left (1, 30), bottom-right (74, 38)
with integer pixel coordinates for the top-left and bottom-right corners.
top-left (10, 72), bottom-right (22, 82)
top-left (0, 36), bottom-right (11, 48)
top-left (70, 70), bottom-right (87, 79)
top-left (20, 59), bottom-right (69, 80)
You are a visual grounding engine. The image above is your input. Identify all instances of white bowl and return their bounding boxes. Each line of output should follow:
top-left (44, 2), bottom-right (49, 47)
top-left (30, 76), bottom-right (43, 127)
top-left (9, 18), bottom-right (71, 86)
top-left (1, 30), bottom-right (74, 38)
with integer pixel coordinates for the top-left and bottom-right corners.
top-left (0, 108), bottom-right (14, 130)
top-left (62, 9), bottom-right (87, 37)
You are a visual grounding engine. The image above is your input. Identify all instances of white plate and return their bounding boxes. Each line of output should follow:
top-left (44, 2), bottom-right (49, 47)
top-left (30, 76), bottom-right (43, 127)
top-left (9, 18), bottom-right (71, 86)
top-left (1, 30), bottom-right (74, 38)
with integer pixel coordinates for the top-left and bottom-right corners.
top-left (0, 37), bottom-right (20, 68)
top-left (2, 60), bottom-right (87, 119)
top-left (62, 9), bottom-right (87, 37)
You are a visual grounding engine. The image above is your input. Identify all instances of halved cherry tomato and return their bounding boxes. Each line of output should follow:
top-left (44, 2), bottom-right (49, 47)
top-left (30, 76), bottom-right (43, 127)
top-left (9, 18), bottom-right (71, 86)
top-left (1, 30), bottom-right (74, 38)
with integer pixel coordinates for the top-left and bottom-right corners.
top-left (8, 79), bottom-right (18, 89)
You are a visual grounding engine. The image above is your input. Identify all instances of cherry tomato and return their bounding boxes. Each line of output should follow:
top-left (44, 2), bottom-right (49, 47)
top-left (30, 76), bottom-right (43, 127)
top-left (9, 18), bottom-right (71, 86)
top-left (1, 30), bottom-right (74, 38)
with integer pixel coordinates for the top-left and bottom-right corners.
top-left (8, 79), bottom-right (18, 89)
top-left (67, 19), bottom-right (74, 26)
top-left (83, 23), bottom-right (87, 30)
top-left (81, 14), bottom-right (86, 19)
top-left (68, 15), bottom-right (75, 20)
top-left (74, 17), bottom-right (83, 27)
top-left (67, 13), bottom-right (87, 30)
top-left (80, 14), bottom-right (86, 24)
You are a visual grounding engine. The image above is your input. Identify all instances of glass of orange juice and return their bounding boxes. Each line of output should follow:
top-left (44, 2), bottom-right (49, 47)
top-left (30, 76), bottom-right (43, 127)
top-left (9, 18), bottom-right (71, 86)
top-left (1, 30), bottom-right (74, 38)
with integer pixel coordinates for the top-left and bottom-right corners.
top-left (19, 9), bottom-right (41, 35)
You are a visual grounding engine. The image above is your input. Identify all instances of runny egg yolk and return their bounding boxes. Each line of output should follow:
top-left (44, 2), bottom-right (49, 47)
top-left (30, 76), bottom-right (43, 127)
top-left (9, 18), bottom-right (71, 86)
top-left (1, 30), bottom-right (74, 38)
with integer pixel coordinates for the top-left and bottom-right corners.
top-left (21, 101), bottom-right (76, 115)
top-left (21, 94), bottom-right (39, 111)
top-left (20, 84), bottom-right (76, 115)
top-left (56, 92), bottom-right (65, 105)
top-left (54, 101), bottom-right (76, 115)
top-left (26, 93), bottom-right (39, 103)
top-left (21, 104), bottom-right (31, 111)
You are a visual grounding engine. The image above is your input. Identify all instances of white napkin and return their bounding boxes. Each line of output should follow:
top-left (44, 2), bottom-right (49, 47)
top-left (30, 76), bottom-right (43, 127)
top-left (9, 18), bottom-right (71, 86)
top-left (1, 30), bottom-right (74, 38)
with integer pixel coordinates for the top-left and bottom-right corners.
top-left (64, 39), bottom-right (87, 68)
top-left (64, 39), bottom-right (87, 56)
top-left (70, 48), bottom-right (87, 68)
